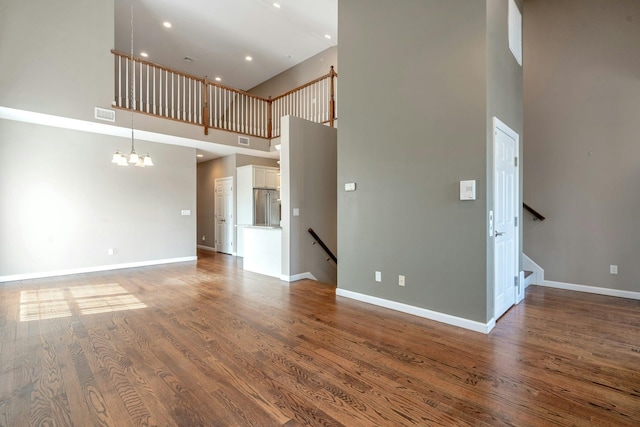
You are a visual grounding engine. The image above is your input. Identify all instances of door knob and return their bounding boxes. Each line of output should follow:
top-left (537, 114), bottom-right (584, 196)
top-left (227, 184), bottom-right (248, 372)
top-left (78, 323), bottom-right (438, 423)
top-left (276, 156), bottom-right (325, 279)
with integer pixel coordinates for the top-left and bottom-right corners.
top-left (494, 230), bottom-right (505, 237)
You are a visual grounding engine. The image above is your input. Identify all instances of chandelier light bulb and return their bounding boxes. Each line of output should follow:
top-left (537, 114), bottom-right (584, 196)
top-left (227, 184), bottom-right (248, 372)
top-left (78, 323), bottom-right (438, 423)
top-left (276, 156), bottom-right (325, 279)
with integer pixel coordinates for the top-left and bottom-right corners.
top-left (143, 155), bottom-right (154, 166)
top-left (129, 151), bottom-right (139, 164)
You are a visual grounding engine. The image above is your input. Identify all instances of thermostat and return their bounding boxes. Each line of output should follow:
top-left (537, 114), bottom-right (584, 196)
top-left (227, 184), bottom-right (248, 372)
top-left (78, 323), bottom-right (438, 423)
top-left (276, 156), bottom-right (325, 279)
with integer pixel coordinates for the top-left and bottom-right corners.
top-left (460, 180), bottom-right (476, 200)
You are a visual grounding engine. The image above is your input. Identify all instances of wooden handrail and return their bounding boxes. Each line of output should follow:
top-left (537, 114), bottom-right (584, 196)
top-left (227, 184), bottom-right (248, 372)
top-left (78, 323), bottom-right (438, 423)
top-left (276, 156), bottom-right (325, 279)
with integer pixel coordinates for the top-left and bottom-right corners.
top-left (308, 228), bottom-right (337, 264)
top-left (271, 69), bottom-right (337, 102)
top-left (523, 203), bottom-right (546, 221)
top-left (111, 49), bottom-right (206, 83)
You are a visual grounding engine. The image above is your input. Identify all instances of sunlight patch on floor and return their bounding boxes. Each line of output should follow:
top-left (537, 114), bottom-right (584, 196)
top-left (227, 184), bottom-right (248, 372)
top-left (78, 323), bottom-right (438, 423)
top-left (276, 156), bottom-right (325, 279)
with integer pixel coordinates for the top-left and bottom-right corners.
top-left (19, 283), bottom-right (147, 321)
top-left (20, 289), bottom-right (71, 321)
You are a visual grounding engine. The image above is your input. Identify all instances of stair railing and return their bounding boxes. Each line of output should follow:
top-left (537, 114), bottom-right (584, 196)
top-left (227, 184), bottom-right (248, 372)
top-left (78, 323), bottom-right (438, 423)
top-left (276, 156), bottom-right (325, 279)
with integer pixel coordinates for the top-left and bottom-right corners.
top-left (112, 50), bottom-right (337, 139)
top-left (523, 203), bottom-right (546, 221)
top-left (307, 228), bottom-right (337, 264)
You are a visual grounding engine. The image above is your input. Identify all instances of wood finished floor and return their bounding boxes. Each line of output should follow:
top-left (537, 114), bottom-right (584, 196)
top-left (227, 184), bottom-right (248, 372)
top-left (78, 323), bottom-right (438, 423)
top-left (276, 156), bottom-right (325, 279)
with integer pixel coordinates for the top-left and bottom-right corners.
top-left (1, 251), bottom-right (639, 426)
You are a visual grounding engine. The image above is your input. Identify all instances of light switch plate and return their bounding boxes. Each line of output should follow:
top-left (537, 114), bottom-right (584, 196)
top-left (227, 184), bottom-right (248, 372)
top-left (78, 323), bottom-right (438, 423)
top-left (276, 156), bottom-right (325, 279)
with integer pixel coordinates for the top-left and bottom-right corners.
top-left (345, 182), bottom-right (357, 192)
top-left (460, 180), bottom-right (476, 200)
top-left (181, 210), bottom-right (191, 216)
top-left (293, 208), bottom-right (300, 216)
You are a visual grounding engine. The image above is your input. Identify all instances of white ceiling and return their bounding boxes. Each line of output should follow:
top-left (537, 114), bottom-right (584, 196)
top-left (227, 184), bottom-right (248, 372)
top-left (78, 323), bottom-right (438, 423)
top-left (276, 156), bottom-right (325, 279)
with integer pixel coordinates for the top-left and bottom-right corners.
top-left (114, 0), bottom-right (338, 92)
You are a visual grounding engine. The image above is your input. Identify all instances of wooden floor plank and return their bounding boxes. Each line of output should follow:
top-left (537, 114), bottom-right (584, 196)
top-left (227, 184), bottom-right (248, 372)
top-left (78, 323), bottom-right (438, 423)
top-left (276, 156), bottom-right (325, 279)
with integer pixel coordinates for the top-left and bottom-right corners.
top-left (0, 250), bottom-right (639, 426)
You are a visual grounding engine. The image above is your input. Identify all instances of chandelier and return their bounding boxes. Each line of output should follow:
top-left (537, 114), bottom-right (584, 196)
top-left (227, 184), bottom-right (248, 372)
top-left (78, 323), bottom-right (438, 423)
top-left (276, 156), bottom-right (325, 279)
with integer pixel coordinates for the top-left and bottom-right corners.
top-left (112, 4), bottom-right (153, 168)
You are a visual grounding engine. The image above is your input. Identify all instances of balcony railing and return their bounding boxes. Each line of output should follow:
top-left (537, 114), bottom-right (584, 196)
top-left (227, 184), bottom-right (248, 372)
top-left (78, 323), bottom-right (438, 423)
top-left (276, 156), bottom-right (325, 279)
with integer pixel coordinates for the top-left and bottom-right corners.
top-left (112, 50), bottom-right (336, 139)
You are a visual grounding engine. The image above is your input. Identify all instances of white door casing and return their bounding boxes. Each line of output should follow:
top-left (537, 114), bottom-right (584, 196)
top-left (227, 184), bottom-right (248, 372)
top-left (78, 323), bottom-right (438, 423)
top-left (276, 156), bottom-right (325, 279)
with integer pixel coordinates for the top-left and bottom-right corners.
top-left (493, 117), bottom-right (520, 320)
top-left (215, 177), bottom-right (234, 254)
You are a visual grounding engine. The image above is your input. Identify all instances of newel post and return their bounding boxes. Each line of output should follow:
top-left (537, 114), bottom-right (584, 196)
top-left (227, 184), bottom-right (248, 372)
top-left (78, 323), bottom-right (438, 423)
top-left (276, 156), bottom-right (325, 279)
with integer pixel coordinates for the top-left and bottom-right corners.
top-left (329, 65), bottom-right (337, 128)
top-left (267, 96), bottom-right (273, 139)
top-left (202, 76), bottom-right (209, 135)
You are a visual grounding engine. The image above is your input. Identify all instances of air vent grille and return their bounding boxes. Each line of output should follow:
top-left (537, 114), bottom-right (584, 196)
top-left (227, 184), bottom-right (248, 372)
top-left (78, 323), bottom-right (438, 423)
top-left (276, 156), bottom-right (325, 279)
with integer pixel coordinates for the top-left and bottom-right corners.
top-left (238, 136), bottom-right (250, 146)
top-left (94, 107), bottom-right (116, 122)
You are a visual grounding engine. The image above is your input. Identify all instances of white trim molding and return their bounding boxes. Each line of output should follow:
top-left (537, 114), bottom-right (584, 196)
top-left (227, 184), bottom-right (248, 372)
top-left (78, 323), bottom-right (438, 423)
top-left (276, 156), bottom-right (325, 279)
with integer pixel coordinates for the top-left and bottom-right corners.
top-left (523, 253), bottom-right (544, 288)
top-left (523, 253), bottom-right (639, 300)
top-left (0, 256), bottom-right (198, 283)
top-left (336, 288), bottom-right (495, 334)
top-left (280, 272), bottom-right (317, 282)
top-left (0, 106), bottom-right (277, 159)
top-left (541, 280), bottom-right (640, 300)
top-left (197, 245), bottom-right (217, 252)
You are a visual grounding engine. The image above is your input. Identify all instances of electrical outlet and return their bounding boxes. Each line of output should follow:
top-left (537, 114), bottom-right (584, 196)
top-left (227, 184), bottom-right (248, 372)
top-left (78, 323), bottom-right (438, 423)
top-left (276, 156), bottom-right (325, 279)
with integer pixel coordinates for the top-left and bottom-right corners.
top-left (108, 248), bottom-right (115, 255)
top-left (398, 275), bottom-right (405, 287)
top-left (345, 182), bottom-right (357, 192)
top-left (375, 271), bottom-right (381, 282)
top-left (610, 265), bottom-right (618, 275)
top-left (202, 235), bottom-right (206, 241)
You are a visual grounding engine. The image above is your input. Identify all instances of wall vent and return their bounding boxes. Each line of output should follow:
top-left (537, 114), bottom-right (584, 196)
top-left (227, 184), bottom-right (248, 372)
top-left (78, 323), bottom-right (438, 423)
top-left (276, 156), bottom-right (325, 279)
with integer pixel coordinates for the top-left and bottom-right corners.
top-left (238, 136), bottom-right (250, 146)
top-left (94, 107), bottom-right (116, 122)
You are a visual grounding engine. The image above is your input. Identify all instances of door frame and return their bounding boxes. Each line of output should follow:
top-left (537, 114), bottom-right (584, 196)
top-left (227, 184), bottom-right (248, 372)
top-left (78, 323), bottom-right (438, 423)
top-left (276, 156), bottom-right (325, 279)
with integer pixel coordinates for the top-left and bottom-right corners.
top-left (492, 117), bottom-right (522, 320)
top-left (214, 176), bottom-right (235, 255)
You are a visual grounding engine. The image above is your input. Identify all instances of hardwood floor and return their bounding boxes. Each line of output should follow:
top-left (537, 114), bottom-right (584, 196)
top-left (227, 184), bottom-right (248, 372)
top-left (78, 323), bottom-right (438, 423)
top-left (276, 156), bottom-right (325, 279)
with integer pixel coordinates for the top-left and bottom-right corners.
top-left (1, 250), bottom-right (639, 426)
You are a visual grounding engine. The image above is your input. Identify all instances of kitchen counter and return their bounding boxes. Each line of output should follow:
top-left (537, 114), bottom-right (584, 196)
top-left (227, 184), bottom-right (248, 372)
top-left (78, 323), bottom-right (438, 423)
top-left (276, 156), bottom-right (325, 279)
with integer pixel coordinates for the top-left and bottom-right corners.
top-left (243, 227), bottom-right (282, 278)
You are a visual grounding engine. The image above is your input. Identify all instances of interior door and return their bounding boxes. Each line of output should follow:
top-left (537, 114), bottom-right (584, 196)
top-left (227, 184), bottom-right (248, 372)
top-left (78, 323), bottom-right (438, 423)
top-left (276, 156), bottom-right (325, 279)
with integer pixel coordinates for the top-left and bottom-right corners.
top-left (493, 118), bottom-right (519, 320)
top-left (215, 177), bottom-right (234, 254)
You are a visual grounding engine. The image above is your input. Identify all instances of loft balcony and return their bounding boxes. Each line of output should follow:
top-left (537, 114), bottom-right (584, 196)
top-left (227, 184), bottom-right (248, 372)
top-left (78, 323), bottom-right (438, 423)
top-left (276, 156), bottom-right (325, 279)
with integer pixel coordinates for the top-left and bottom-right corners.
top-left (111, 50), bottom-right (337, 141)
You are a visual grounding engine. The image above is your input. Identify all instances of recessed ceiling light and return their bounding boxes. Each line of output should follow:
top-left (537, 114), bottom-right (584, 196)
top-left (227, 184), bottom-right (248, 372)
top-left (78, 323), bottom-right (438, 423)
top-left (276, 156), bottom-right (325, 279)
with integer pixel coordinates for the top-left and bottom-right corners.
top-left (215, 77), bottom-right (221, 82)
top-left (163, 21), bottom-right (172, 28)
top-left (245, 56), bottom-right (253, 61)
top-left (140, 52), bottom-right (148, 58)
top-left (273, 3), bottom-right (281, 8)
top-left (325, 34), bottom-right (332, 39)
top-left (196, 154), bottom-right (204, 158)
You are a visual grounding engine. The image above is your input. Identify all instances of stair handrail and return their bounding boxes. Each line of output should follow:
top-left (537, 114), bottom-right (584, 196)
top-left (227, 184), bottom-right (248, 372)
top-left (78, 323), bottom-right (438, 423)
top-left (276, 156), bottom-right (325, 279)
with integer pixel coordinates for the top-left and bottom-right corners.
top-left (308, 228), bottom-right (337, 264)
top-left (523, 203), bottom-right (546, 221)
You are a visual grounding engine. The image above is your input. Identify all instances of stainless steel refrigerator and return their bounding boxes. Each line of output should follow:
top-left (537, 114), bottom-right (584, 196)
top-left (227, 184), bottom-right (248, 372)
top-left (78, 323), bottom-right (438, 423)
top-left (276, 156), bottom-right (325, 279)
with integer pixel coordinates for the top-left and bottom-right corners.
top-left (253, 188), bottom-right (280, 227)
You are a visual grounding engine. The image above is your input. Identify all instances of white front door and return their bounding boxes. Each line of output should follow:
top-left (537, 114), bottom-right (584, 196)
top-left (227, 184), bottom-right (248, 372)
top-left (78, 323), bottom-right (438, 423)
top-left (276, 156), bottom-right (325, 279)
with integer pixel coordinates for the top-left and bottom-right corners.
top-left (215, 177), bottom-right (234, 254)
top-left (493, 117), bottom-right (519, 320)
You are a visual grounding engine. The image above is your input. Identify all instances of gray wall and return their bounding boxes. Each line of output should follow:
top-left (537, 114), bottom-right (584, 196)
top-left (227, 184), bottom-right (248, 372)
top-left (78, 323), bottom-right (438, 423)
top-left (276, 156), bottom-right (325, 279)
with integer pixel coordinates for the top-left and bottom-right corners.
top-left (523, 0), bottom-right (640, 291)
top-left (196, 154), bottom-right (278, 253)
top-left (281, 116), bottom-right (337, 284)
top-left (0, 0), bottom-right (197, 280)
top-left (0, 0), bottom-right (271, 155)
top-left (337, 0), bottom-right (489, 322)
top-left (0, 0), bottom-right (114, 120)
top-left (0, 120), bottom-right (196, 277)
top-left (486, 0), bottom-right (524, 315)
top-left (248, 47), bottom-right (338, 99)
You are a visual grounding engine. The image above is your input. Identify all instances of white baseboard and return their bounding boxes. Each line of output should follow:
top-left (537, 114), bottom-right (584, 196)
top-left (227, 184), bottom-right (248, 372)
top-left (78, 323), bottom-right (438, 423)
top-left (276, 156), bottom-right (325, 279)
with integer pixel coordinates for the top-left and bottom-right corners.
top-left (0, 256), bottom-right (198, 283)
top-left (523, 253), bottom-right (544, 287)
top-left (197, 245), bottom-right (217, 252)
top-left (280, 272), bottom-right (318, 282)
top-left (335, 288), bottom-right (495, 334)
top-left (523, 253), bottom-right (639, 300)
top-left (541, 280), bottom-right (640, 300)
